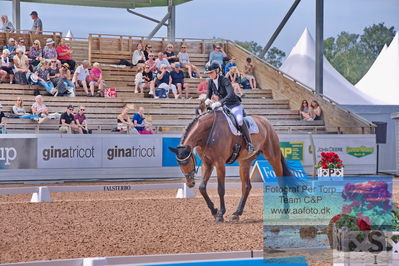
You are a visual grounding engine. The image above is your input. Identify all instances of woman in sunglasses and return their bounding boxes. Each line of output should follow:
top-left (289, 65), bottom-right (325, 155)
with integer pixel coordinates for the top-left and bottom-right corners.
top-left (208, 44), bottom-right (226, 69)
top-left (74, 106), bottom-right (91, 134)
top-left (177, 44), bottom-right (202, 79)
top-left (143, 44), bottom-right (153, 61)
top-left (28, 40), bottom-right (43, 68)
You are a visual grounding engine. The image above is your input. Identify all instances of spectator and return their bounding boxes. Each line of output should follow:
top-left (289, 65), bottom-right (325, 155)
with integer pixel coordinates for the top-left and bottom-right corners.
top-left (143, 44), bottom-right (153, 61)
top-left (34, 61), bottom-right (57, 95)
top-left (116, 107), bottom-right (137, 133)
top-left (309, 100), bottom-right (322, 120)
top-left (142, 64), bottom-right (155, 96)
top-left (134, 66), bottom-right (144, 94)
top-left (89, 62), bottom-right (105, 97)
top-left (208, 44), bottom-right (226, 68)
top-left (155, 52), bottom-right (170, 71)
top-left (0, 104), bottom-right (6, 134)
top-left (132, 43), bottom-right (146, 67)
top-left (48, 59), bottom-right (60, 88)
top-left (244, 57), bottom-right (257, 90)
top-left (299, 100), bottom-right (310, 120)
top-left (60, 62), bottom-right (74, 87)
top-left (13, 48), bottom-right (30, 73)
top-left (1, 49), bottom-right (14, 84)
top-left (30, 11), bottom-right (43, 35)
top-left (144, 53), bottom-right (157, 75)
top-left (225, 66), bottom-right (243, 97)
top-left (177, 44), bottom-right (201, 78)
top-left (171, 63), bottom-right (190, 99)
top-left (31, 95), bottom-right (49, 123)
top-left (164, 43), bottom-right (178, 66)
top-left (196, 80), bottom-right (208, 96)
top-left (12, 97), bottom-right (39, 121)
top-left (155, 64), bottom-right (177, 99)
top-left (1, 15), bottom-right (15, 33)
top-left (28, 39), bottom-right (43, 69)
top-left (224, 57), bottom-right (237, 75)
top-left (56, 38), bottom-right (75, 71)
top-left (0, 66), bottom-right (6, 83)
top-left (3, 38), bottom-right (16, 59)
top-left (195, 98), bottom-right (208, 116)
top-left (74, 106), bottom-right (91, 134)
top-left (73, 60), bottom-right (91, 96)
top-left (43, 38), bottom-right (57, 62)
top-left (16, 39), bottom-right (27, 54)
top-left (132, 107), bottom-right (153, 134)
top-left (59, 105), bottom-right (82, 134)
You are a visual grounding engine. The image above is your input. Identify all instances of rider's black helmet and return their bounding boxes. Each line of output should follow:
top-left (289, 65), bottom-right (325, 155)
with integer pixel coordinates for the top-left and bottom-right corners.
top-left (204, 62), bottom-right (221, 74)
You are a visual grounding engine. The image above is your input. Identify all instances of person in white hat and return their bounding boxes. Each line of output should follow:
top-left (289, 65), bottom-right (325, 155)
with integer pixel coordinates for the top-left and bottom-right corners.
top-left (0, 49), bottom-right (14, 84)
top-left (43, 38), bottom-right (57, 62)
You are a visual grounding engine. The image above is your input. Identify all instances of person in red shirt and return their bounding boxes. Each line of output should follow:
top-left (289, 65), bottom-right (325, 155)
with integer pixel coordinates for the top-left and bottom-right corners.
top-left (197, 80), bottom-right (208, 96)
top-left (56, 38), bottom-right (75, 71)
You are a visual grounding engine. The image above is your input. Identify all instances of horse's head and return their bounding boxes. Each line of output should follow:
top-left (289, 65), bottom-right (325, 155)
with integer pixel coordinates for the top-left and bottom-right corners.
top-left (169, 145), bottom-right (196, 188)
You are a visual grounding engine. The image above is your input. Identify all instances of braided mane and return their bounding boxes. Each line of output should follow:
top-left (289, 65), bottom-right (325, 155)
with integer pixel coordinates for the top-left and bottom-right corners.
top-left (181, 110), bottom-right (216, 144)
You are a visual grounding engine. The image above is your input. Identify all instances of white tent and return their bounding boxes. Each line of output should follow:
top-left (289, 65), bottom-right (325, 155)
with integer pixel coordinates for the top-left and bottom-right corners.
top-left (280, 28), bottom-right (381, 105)
top-left (355, 33), bottom-right (399, 105)
top-left (65, 30), bottom-right (73, 40)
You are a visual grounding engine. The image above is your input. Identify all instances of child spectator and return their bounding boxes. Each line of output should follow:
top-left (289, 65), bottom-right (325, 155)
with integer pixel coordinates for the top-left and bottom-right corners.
top-left (155, 52), bottom-right (170, 71)
top-left (28, 40), bottom-right (43, 69)
top-left (0, 104), bottom-right (6, 134)
top-left (143, 44), bottom-right (153, 61)
top-left (31, 95), bottom-right (49, 123)
top-left (225, 66), bottom-right (243, 97)
top-left (48, 59), bottom-right (60, 88)
top-left (1, 15), bottom-right (15, 33)
top-left (177, 44), bottom-right (201, 78)
top-left (117, 107), bottom-right (138, 133)
top-left (195, 98), bottom-right (208, 116)
top-left (164, 43), bottom-right (178, 66)
top-left (73, 60), bottom-right (91, 96)
top-left (74, 106), bottom-right (91, 134)
top-left (208, 44), bottom-right (226, 68)
top-left (224, 57), bottom-right (237, 75)
top-left (145, 53), bottom-right (157, 75)
top-left (143, 65), bottom-right (155, 95)
top-left (134, 66), bottom-right (144, 94)
top-left (310, 100), bottom-right (322, 120)
top-left (171, 63), bottom-right (190, 99)
top-left (56, 38), bottom-right (75, 72)
top-left (59, 105), bottom-right (82, 134)
top-left (43, 39), bottom-right (57, 62)
top-left (0, 49), bottom-right (14, 84)
top-left (132, 107), bottom-right (153, 134)
top-left (30, 11), bottom-right (43, 34)
top-left (3, 38), bottom-right (16, 59)
top-left (155, 64), bottom-right (177, 99)
top-left (132, 43), bottom-right (146, 67)
top-left (34, 61), bottom-right (57, 95)
top-left (196, 80), bottom-right (208, 96)
top-left (13, 97), bottom-right (39, 121)
top-left (244, 57), bottom-right (257, 90)
top-left (89, 62), bottom-right (105, 97)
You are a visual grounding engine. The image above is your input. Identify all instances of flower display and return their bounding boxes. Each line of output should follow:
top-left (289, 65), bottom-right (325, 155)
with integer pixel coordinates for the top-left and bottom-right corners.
top-left (315, 152), bottom-right (343, 169)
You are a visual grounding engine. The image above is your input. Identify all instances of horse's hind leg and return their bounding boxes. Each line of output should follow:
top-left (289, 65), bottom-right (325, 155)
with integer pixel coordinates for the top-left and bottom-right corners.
top-left (231, 160), bottom-right (252, 221)
top-left (199, 162), bottom-right (218, 218)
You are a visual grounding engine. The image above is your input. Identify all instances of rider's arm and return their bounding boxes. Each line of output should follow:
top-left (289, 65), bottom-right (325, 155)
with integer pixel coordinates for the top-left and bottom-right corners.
top-left (219, 77), bottom-right (235, 105)
top-left (206, 79), bottom-right (212, 100)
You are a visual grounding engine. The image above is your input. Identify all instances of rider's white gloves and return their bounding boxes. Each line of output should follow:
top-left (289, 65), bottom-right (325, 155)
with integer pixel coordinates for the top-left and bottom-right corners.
top-left (211, 101), bottom-right (221, 109)
top-left (205, 99), bottom-right (212, 106)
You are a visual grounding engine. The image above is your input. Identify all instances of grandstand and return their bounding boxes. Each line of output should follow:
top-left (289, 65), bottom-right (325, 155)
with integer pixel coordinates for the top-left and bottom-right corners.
top-left (0, 31), bottom-right (374, 135)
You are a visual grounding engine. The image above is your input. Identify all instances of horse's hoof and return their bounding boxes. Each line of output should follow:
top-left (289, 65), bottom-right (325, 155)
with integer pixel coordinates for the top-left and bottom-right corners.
top-left (230, 214), bottom-right (240, 221)
top-left (215, 215), bottom-right (224, 223)
top-left (212, 208), bottom-right (218, 218)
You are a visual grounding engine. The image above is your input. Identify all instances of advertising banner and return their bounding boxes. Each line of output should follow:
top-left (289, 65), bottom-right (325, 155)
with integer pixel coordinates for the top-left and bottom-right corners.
top-left (0, 138), bottom-right (37, 169)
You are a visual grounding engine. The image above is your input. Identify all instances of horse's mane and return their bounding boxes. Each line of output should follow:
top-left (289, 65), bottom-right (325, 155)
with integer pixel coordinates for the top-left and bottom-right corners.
top-left (181, 110), bottom-right (217, 144)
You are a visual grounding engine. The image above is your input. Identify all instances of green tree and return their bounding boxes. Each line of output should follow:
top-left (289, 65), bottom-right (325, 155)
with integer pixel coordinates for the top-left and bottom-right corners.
top-left (361, 23), bottom-right (396, 60)
top-left (235, 40), bottom-right (286, 68)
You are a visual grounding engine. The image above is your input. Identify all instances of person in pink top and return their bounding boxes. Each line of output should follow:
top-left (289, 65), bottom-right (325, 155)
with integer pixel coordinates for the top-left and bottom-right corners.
top-left (144, 53), bottom-right (157, 76)
top-left (89, 62), bottom-right (105, 97)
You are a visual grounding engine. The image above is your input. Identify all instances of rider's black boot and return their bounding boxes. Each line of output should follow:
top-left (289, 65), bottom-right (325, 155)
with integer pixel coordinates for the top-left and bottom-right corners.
top-left (240, 122), bottom-right (255, 153)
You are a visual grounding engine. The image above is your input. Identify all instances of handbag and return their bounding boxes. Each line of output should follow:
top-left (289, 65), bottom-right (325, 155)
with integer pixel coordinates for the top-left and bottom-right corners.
top-left (104, 88), bottom-right (117, 98)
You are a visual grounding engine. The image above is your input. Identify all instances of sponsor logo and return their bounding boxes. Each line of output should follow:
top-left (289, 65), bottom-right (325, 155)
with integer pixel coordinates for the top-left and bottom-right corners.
top-left (103, 185), bottom-right (132, 191)
top-left (42, 145), bottom-right (95, 161)
top-left (346, 146), bottom-right (374, 158)
top-left (106, 145), bottom-right (156, 160)
top-left (0, 147), bottom-right (17, 165)
top-left (317, 146), bottom-right (343, 152)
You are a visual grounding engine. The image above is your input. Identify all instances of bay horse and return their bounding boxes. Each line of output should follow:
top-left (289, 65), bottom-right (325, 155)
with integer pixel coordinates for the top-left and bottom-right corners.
top-left (169, 109), bottom-right (294, 223)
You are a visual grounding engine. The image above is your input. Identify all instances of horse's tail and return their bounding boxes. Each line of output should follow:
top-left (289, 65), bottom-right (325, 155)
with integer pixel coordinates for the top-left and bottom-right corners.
top-left (279, 152), bottom-right (308, 196)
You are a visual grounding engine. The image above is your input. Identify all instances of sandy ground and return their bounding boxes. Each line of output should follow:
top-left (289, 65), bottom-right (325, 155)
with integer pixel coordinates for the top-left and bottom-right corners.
top-left (0, 183), bottom-right (398, 265)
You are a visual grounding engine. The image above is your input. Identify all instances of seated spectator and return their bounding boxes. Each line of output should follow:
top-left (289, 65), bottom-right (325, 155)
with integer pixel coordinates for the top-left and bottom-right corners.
top-left (225, 66), bottom-right (243, 97)
top-left (43, 38), bottom-right (58, 62)
top-left (117, 107), bottom-right (138, 133)
top-left (59, 105), bottom-right (82, 134)
top-left (28, 39), bottom-right (43, 69)
top-left (73, 60), bottom-right (91, 96)
top-left (132, 43), bottom-right (146, 67)
top-left (208, 44), bottom-right (226, 68)
top-left (196, 80), bottom-right (208, 96)
top-left (177, 44), bottom-right (201, 78)
top-left (195, 98), bottom-right (208, 116)
top-left (12, 97), bottom-right (39, 121)
top-left (155, 52), bottom-right (170, 71)
top-left (59, 63), bottom-right (75, 96)
top-left (89, 62), bottom-right (105, 97)
top-left (0, 103), bottom-right (6, 134)
top-left (164, 43), bottom-right (178, 66)
top-left (132, 107), bottom-right (153, 134)
top-left (31, 95), bottom-right (49, 123)
top-left (143, 44), bottom-right (153, 61)
top-left (0, 49), bottom-right (14, 84)
top-left (34, 61), bottom-right (57, 95)
top-left (145, 53), bottom-right (157, 75)
top-left (48, 59), bottom-right (60, 88)
top-left (134, 66), bottom-right (144, 94)
top-left (244, 57), bottom-right (257, 90)
top-left (142, 65), bottom-right (155, 95)
top-left (16, 38), bottom-right (27, 54)
top-left (224, 57), bottom-right (237, 75)
top-left (155, 64), bottom-right (177, 99)
top-left (56, 38), bottom-right (75, 72)
top-left (299, 100), bottom-right (310, 120)
top-left (171, 63), bottom-right (190, 99)
top-left (13, 48), bottom-right (30, 84)
top-left (1, 15), bottom-right (15, 33)
top-left (3, 38), bottom-right (17, 59)
top-left (74, 106), bottom-right (91, 134)
top-left (309, 100), bottom-right (322, 120)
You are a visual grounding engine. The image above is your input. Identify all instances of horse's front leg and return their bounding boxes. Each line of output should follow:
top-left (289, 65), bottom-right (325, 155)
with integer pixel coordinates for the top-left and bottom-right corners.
top-left (215, 163), bottom-right (226, 223)
top-left (231, 161), bottom-right (252, 221)
top-left (199, 162), bottom-right (218, 218)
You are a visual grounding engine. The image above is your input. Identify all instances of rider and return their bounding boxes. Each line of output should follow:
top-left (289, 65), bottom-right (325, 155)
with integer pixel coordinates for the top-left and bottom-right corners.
top-left (204, 62), bottom-right (254, 153)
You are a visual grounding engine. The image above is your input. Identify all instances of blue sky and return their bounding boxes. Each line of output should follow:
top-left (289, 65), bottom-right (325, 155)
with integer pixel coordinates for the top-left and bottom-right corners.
top-left (1, 0), bottom-right (398, 54)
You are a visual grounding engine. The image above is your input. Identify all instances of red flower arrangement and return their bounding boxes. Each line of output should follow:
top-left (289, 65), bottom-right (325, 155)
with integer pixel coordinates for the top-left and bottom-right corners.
top-left (315, 152), bottom-right (344, 169)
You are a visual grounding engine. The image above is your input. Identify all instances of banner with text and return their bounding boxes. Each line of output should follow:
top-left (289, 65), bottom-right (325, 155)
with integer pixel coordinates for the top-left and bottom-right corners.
top-left (0, 138), bottom-right (37, 169)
